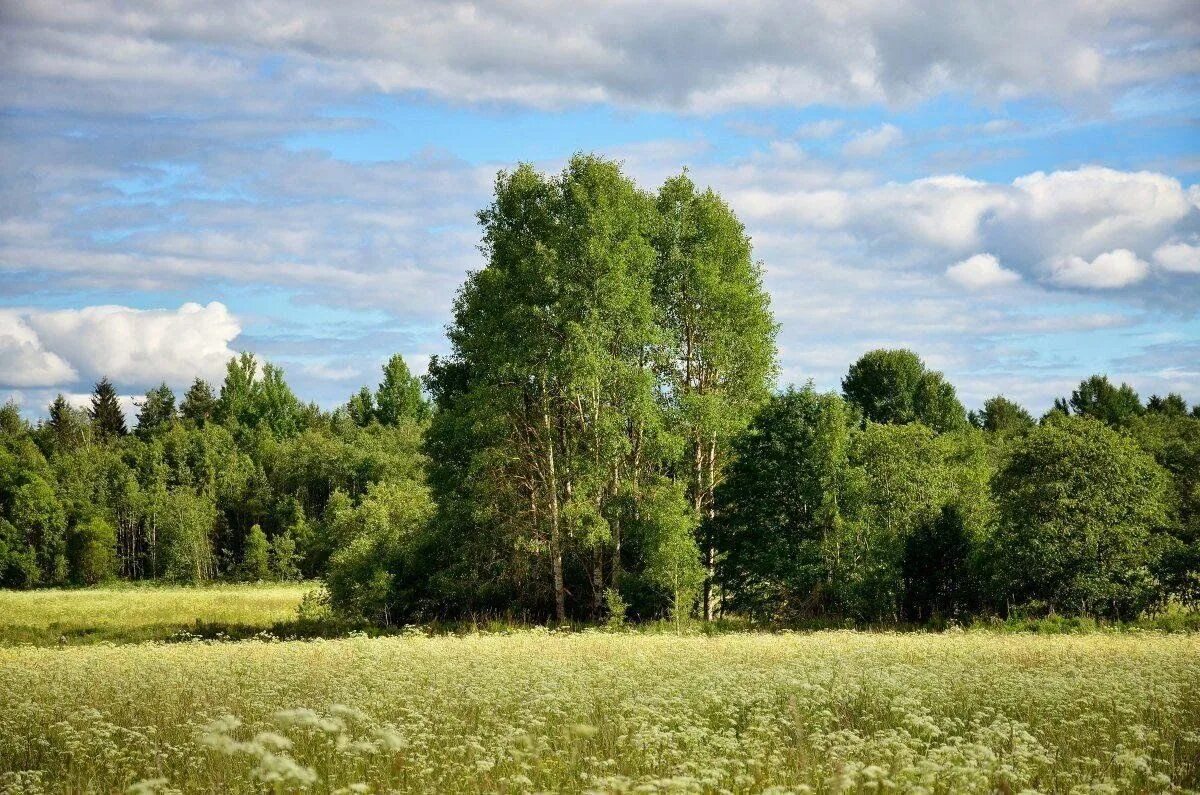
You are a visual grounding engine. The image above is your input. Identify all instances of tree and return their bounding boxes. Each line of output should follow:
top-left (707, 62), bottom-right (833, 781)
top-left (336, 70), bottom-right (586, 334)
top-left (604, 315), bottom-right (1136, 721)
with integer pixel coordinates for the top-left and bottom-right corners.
top-left (270, 529), bottom-right (301, 581)
top-left (972, 395), bottom-right (1034, 434)
top-left (1128, 412), bottom-right (1200, 605)
top-left (158, 488), bottom-right (216, 582)
top-left (1147, 393), bottom-right (1189, 416)
top-left (901, 505), bottom-right (978, 622)
top-left (45, 394), bottom-right (89, 453)
top-left (10, 476), bottom-right (67, 584)
top-left (240, 524), bottom-right (270, 580)
top-left (135, 383), bottom-right (177, 439)
top-left (841, 349), bottom-right (966, 432)
top-left (842, 422), bottom-right (952, 620)
top-left (0, 401), bottom-right (25, 437)
top-left (635, 479), bottom-right (704, 621)
top-left (0, 518), bottom-right (39, 588)
top-left (180, 378), bottom-right (216, 426)
top-left (375, 354), bottom-right (427, 425)
top-left (427, 156), bottom-right (669, 621)
top-left (88, 377), bottom-right (127, 440)
top-left (68, 516), bottom-right (118, 585)
top-left (215, 352), bottom-right (259, 427)
top-left (652, 172), bottom-right (777, 620)
top-left (347, 387), bottom-right (375, 427)
top-left (990, 416), bottom-right (1170, 618)
top-left (1069, 375), bottom-right (1143, 426)
top-left (714, 387), bottom-right (853, 621)
top-left (257, 363), bottom-right (301, 437)
top-left (325, 480), bottom-right (434, 624)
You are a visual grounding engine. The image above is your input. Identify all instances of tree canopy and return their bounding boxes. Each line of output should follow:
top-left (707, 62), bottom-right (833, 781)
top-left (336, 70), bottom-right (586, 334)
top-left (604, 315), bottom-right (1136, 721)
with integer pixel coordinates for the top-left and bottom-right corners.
top-left (0, 155), bottom-right (1196, 629)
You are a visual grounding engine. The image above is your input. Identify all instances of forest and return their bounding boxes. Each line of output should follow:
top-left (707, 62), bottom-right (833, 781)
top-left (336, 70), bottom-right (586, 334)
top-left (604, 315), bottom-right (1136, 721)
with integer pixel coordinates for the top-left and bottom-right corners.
top-left (2, 156), bottom-right (1198, 627)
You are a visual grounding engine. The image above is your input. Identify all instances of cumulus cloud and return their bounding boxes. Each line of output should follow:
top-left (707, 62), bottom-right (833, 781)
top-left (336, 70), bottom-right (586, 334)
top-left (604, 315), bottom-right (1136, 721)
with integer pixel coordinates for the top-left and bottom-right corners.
top-left (0, 313), bottom-right (78, 387)
top-left (946, 254), bottom-right (1021, 289)
top-left (1048, 249), bottom-right (1150, 289)
top-left (2, 0), bottom-right (1197, 114)
top-left (843, 124), bottom-right (904, 157)
top-left (719, 165), bottom-right (1196, 296)
top-left (1154, 241), bottom-right (1200, 273)
top-left (0, 303), bottom-right (241, 390)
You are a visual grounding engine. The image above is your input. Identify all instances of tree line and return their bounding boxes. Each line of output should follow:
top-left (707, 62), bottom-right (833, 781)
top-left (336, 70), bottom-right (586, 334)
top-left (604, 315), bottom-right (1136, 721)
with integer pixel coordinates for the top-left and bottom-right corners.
top-left (1, 155), bottom-right (1197, 625)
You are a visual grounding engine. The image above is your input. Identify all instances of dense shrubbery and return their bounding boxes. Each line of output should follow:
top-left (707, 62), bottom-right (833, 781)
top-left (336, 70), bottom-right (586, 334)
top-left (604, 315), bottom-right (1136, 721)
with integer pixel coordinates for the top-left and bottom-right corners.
top-left (1, 156), bottom-right (1197, 627)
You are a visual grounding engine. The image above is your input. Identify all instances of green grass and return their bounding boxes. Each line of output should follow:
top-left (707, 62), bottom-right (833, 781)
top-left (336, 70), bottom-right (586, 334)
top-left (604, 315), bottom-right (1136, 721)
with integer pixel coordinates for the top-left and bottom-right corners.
top-left (2, 631), bottom-right (1198, 793)
top-left (0, 583), bottom-right (310, 645)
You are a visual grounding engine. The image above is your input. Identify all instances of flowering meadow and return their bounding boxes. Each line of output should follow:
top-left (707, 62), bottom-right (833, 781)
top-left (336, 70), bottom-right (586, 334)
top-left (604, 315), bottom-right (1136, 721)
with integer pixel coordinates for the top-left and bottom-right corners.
top-left (2, 630), bottom-right (1198, 793)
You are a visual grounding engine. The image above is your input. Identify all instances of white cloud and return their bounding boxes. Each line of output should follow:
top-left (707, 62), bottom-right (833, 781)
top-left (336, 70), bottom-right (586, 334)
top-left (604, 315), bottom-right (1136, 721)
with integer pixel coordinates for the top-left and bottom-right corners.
top-left (1048, 249), bottom-right (1150, 289)
top-left (842, 124), bottom-right (904, 157)
top-left (0, 312), bottom-right (78, 387)
top-left (1154, 241), bottom-right (1200, 274)
top-left (7, 302), bottom-right (242, 389)
top-left (1010, 167), bottom-right (1191, 257)
top-left (2, 1), bottom-right (1196, 114)
top-left (946, 253), bottom-right (1021, 289)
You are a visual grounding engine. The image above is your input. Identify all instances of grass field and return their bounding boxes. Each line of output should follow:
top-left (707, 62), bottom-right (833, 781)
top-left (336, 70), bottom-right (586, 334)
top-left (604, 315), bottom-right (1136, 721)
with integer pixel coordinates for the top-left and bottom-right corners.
top-left (0, 584), bottom-right (310, 645)
top-left (2, 629), bottom-right (1198, 793)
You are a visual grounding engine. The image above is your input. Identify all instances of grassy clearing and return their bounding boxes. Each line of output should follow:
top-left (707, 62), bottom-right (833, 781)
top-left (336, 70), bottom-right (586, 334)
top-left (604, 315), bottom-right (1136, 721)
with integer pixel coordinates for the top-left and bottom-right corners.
top-left (2, 631), bottom-right (1198, 793)
top-left (0, 584), bottom-right (309, 645)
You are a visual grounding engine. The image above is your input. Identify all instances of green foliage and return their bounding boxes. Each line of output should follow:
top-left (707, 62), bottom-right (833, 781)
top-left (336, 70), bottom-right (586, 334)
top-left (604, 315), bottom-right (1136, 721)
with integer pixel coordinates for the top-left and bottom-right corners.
top-left (88, 377), bottom-right (128, 440)
top-left (0, 155), bottom-right (1195, 633)
top-left (715, 386), bottom-right (853, 621)
top-left (991, 417), bottom-right (1170, 618)
top-left (1069, 374), bottom-right (1143, 426)
top-left (240, 524), bottom-right (270, 581)
top-left (158, 488), bottom-right (217, 582)
top-left (67, 515), bottom-right (118, 585)
top-left (1147, 393), bottom-right (1189, 416)
top-left (972, 395), bottom-right (1034, 434)
top-left (841, 349), bottom-right (967, 432)
top-left (421, 156), bottom-right (776, 624)
top-left (603, 587), bottom-right (628, 629)
top-left (0, 519), bottom-right (39, 588)
top-left (270, 529), bottom-right (301, 581)
top-left (376, 354), bottom-right (428, 425)
top-left (180, 378), bottom-right (217, 426)
top-left (134, 383), bottom-right (177, 439)
top-left (347, 386), bottom-right (375, 426)
top-left (325, 480), bottom-right (434, 624)
top-left (1127, 411), bottom-right (1200, 605)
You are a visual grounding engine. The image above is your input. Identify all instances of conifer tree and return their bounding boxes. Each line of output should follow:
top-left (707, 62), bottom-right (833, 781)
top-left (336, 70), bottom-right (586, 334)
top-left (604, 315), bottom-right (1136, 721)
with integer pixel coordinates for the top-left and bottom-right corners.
top-left (88, 377), bottom-right (127, 440)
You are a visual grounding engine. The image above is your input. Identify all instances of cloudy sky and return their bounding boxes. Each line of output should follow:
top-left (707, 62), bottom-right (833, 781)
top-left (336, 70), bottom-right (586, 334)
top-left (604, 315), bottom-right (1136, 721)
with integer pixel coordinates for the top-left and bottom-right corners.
top-left (2, 0), bottom-right (1199, 417)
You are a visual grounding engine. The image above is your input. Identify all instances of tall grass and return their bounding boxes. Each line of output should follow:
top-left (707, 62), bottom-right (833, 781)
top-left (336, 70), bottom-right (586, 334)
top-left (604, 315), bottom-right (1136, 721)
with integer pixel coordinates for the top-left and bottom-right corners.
top-left (2, 631), bottom-right (1197, 792)
top-left (0, 583), bottom-right (309, 645)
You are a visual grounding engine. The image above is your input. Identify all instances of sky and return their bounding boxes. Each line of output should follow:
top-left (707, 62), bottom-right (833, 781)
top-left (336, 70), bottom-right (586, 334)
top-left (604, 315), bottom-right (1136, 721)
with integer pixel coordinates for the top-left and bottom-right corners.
top-left (1, 0), bottom-right (1199, 419)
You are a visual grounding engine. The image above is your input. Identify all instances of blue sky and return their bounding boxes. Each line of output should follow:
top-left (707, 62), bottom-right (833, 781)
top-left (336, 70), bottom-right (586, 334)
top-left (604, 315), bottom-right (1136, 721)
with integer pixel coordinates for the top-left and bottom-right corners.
top-left (1, 1), bottom-right (1198, 417)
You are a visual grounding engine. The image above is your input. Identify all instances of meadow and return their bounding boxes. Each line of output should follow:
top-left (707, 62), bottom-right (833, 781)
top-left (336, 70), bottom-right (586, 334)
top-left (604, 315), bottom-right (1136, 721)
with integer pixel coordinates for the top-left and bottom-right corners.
top-left (2, 626), bottom-right (1198, 793)
top-left (0, 584), bottom-right (309, 645)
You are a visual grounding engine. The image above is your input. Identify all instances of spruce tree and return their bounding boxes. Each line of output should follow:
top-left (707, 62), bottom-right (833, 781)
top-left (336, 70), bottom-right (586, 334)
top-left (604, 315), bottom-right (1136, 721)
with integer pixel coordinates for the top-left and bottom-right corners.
top-left (87, 377), bottom-right (127, 440)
